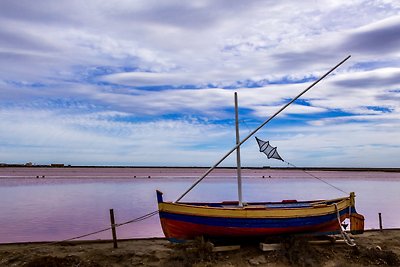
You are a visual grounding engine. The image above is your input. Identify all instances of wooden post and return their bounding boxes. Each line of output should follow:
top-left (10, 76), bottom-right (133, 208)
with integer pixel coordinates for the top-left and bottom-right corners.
top-left (110, 209), bottom-right (118, 248)
top-left (379, 212), bottom-right (383, 231)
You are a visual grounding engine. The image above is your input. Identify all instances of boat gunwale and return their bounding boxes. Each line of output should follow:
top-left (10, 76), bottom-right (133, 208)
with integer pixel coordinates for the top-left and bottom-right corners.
top-left (176, 195), bottom-right (350, 207)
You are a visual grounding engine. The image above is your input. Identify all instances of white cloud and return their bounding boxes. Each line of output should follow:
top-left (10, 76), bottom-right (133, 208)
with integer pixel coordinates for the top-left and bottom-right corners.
top-left (0, 107), bottom-right (235, 166)
top-left (0, 0), bottom-right (398, 82)
top-left (1, 0), bottom-right (400, 166)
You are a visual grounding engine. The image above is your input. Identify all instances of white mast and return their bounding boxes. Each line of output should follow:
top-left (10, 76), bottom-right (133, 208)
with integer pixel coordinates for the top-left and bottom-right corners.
top-left (234, 92), bottom-right (243, 207)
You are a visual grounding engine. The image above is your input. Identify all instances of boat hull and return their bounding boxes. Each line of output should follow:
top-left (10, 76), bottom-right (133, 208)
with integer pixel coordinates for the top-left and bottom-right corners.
top-left (159, 212), bottom-right (348, 241)
top-left (157, 191), bottom-right (364, 242)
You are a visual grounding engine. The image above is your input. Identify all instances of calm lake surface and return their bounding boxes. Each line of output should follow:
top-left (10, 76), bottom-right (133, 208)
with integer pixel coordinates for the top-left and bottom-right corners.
top-left (1, 167), bottom-right (400, 243)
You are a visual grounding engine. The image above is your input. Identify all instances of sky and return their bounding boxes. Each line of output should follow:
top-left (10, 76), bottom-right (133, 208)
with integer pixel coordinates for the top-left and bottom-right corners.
top-left (0, 0), bottom-right (399, 167)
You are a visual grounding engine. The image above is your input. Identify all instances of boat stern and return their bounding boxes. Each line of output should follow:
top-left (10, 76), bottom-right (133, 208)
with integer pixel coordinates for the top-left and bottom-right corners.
top-left (349, 192), bottom-right (365, 234)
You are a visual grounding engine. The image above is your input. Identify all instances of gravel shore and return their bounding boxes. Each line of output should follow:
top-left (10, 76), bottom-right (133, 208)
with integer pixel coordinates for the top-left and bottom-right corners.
top-left (1, 230), bottom-right (400, 266)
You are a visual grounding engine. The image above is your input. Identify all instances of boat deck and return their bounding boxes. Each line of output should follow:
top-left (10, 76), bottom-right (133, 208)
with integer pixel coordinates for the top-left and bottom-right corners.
top-left (178, 198), bottom-right (344, 209)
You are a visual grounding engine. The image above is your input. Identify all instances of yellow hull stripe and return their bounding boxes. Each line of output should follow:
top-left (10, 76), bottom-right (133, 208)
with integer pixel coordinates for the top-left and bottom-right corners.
top-left (159, 197), bottom-right (351, 219)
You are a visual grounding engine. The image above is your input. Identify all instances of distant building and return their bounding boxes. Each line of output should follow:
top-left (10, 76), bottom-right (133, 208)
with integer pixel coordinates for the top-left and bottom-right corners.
top-left (51, 163), bottom-right (65, 167)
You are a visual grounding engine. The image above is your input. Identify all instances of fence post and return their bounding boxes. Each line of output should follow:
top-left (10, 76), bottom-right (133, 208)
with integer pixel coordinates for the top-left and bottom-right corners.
top-left (379, 213), bottom-right (383, 231)
top-left (110, 209), bottom-right (118, 248)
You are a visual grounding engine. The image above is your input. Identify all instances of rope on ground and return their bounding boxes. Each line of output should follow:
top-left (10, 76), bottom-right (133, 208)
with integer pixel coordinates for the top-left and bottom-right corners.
top-left (334, 203), bottom-right (356, 247)
top-left (47, 210), bottom-right (159, 245)
top-left (284, 161), bottom-right (349, 195)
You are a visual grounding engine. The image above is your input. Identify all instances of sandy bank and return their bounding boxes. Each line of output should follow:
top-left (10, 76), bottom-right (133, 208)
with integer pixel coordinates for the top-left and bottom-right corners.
top-left (1, 230), bottom-right (400, 266)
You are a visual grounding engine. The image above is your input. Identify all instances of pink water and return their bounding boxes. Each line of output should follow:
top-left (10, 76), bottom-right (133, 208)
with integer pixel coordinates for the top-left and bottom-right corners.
top-left (1, 167), bottom-right (400, 243)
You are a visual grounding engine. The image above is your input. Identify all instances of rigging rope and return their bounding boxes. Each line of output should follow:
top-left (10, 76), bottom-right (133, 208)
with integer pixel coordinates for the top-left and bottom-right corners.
top-left (284, 161), bottom-right (349, 195)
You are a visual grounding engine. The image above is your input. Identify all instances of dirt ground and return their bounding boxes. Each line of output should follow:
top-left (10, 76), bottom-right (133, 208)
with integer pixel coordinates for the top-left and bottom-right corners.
top-left (1, 230), bottom-right (400, 267)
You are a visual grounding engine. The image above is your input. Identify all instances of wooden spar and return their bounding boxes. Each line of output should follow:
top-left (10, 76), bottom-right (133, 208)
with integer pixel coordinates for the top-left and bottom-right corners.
top-left (175, 55), bottom-right (351, 203)
top-left (234, 92), bottom-right (243, 207)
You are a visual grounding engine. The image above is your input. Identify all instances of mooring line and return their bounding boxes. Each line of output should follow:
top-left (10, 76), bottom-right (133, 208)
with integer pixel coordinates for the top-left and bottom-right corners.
top-left (41, 210), bottom-right (159, 246)
top-left (334, 203), bottom-right (356, 246)
top-left (115, 210), bottom-right (159, 228)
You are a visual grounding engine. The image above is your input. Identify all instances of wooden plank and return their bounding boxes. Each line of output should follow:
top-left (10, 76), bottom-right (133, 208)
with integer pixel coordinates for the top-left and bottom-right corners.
top-left (212, 245), bottom-right (241, 252)
top-left (243, 205), bottom-right (266, 210)
top-left (308, 239), bottom-right (347, 245)
top-left (259, 243), bottom-right (281, 251)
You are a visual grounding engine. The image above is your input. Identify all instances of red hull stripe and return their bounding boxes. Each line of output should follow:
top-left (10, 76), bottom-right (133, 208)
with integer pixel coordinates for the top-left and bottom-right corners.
top-left (160, 216), bottom-right (345, 240)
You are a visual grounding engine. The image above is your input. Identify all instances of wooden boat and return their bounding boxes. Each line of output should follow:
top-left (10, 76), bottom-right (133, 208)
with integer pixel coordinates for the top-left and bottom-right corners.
top-left (157, 191), bottom-right (364, 242)
top-left (156, 56), bottom-right (364, 242)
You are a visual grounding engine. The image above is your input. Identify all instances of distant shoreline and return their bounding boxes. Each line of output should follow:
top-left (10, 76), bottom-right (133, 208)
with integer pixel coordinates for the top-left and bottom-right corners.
top-left (1, 164), bottom-right (400, 172)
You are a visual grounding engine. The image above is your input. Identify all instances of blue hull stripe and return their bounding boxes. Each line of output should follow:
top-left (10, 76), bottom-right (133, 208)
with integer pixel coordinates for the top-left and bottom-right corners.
top-left (160, 209), bottom-right (348, 228)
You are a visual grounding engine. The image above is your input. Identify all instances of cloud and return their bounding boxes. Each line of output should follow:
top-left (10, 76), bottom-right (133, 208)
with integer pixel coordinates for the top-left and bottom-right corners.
top-left (1, 1), bottom-right (400, 166)
top-left (343, 15), bottom-right (400, 55)
top-left (101, 72), bottom-right (204, 87)
top-left (3, 103), bottom-right (398, 168)
top-left (333, 68), bottom-right (400, 88)
top-left (0, 106), bottom-right (236, 166)
top-left (1, 1), bottom-right (399, 83)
